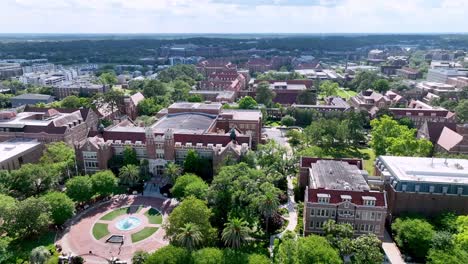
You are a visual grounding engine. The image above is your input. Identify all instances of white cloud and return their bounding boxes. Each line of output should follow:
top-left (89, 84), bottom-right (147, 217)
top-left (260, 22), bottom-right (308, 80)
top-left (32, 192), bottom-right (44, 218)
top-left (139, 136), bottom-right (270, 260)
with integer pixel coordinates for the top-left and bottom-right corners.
top-left (0, 0), bottom-right (467, 33)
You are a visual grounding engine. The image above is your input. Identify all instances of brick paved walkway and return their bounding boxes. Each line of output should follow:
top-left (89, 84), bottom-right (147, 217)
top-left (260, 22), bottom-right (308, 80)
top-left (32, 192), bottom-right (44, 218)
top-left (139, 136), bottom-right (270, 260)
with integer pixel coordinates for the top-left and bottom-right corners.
top-left (56, 195), bottom-right (171, 264)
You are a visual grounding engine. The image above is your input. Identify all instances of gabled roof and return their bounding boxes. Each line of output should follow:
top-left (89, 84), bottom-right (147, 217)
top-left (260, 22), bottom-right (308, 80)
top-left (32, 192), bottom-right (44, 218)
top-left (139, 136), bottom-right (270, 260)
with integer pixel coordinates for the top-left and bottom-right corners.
top-left (421, 121), bottom-right (457, 143)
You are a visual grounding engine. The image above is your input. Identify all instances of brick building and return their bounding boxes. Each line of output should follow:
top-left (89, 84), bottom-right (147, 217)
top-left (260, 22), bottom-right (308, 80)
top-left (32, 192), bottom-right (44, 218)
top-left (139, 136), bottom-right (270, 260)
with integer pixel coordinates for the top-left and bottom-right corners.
top-left (300, 157), bottom-right (387, 239)
top-left (0, 106), bottom-right (99, 146)
top-left (75, 102), bottom-right (262, 175)
top-left (376, 156), bottom-right (468, 216)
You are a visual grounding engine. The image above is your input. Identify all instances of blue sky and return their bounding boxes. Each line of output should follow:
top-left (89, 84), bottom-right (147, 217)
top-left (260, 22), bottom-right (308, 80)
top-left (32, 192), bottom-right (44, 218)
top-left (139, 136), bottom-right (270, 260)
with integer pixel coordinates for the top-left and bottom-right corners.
top-left (0, 0), bottom-right (467, 33)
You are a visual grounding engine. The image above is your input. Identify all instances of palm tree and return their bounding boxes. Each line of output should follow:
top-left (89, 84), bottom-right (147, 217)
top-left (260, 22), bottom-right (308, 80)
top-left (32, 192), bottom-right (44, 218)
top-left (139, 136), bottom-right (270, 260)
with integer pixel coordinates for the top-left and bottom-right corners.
top-left (30, 246), bottom-right (51, 264)
top-left (222, 217), bottom-right (251, 249)
top-left (175, 223), bottom-right (203, 250)
top-left (164, 162), bottom-right (181, 183)
top-left (119, 164), bottom-right (140, 187)
top-left (258, 192), bottom-right (280, 234)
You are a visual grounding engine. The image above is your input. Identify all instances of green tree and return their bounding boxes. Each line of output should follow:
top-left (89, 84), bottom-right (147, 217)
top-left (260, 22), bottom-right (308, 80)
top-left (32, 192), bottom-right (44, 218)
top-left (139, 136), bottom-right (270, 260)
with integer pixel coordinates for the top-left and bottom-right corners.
top-left (65, 176), bottom-right (94, 203)
top-left (238, 96), bottom-right (258, 109)
top-left (183, 149), bottom-right (200, 174)
top-left (7, 164), bottom-right (60, 197)
top-left (11, 197), bottom-right (51, 238)
top-left (171, 174), bottom-right (208, 200)
top-left (123, 146), bottom-right (139, 166)
top-left (175, 223), bottom-right (203, 251)
top-left (192, 247), bottom-right (223, 264)
top-left (222, 217), bottom-right (251, 249)
top-left (90, 170), bottom-right (118, 197)
top-left (119, 164), bottom-right (140, 187)
top-left (171, 80), bottom-right (191, 102)
top-left (188, 94), bottom-right (203, 102)
top-left (296, 235), bottom-right (342, 264)
top-left (256, 81), bottom-right (276, 106)
top-left (257, 191), bottom-right (280, 234)
top-left (137, 98), bottom-right (162, 116)
top-left (455, 99), bottom-right (468, 123)
top-left (30, 246), bottom-right (51, 264)
top-left (351, 234), bottom-right (384, 264)
top-left (164, 162), bottom-right (182, 183)
top-left (276, 237), bottom-right (297, 264)
top-left (371, 115), bottom-right (432, 157)
top-left (0, 194), bottom-right (17, 232)
top-left (286, 129), bottom-right (303, 148)
top-left (281, 115), bottom-right (296, 126)
top-left (40, 142), bottom-right (75, 178)
top-left (373, 79), bottom-right (390, 93)
top-left (143, 79), bottom-right (168, 98)
top-left (132, 250), bottom-right (149, 264)
top-left (42, 192), bottom-right (75, 225)
top-left (296, 89), bottom-right (316, 105)
top-left (427, 246), bottom-right (468, 264)
top-left (392, 217), bottom-right (435, 260)
top-left (320, 80), bottom-right (339, 97)
top-left (248, 254), bottom-right (270, 264)
top-left (431, 231), bottom-right (454, 250)
top-left (99, 72), bottom-right (118, 86)
top-left (350, 70), bottom-right (379, 91)
top-left (96, 89), bottom-right (124, 114)
top-left (164, 196), bottom-right (216, 247)
top-left (145, 245), bottom-right (191, 264)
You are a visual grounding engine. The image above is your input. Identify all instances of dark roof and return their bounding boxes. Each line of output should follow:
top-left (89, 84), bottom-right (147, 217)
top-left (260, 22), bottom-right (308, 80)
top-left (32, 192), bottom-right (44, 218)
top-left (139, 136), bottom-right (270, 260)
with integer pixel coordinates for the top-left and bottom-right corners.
top-left (23, 106), bottom-right (93, 121)
top-left (424, 121), bottom-right (457, 143)
top-left (308, 188), bottom-right (386, 206)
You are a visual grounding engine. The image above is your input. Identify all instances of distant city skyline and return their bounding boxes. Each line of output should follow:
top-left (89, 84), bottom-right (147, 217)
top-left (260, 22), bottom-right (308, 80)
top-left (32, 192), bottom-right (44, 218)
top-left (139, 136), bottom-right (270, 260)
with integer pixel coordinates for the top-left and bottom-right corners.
top-left (1, 0), bottom-right (467, 34)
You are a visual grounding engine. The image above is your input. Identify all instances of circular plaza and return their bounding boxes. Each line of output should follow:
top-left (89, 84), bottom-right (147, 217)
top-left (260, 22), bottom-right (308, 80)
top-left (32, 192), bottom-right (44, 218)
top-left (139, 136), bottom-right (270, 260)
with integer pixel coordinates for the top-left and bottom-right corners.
top-left (56, 195), bottom-right (170, 263)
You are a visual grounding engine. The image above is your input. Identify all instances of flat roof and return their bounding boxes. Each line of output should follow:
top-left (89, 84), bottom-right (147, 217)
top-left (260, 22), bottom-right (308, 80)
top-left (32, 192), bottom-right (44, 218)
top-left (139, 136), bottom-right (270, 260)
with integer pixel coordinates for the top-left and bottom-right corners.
top-left (152, 113), bottom-right (217, 134)
top-left (379, 156), bottom-right (468, 185)
top-left (220, 109), bottom-right (262, 121)
top-left (309, 160), bottom-right (370, 191)
top-left (0, 138), bottom-right (41, 163)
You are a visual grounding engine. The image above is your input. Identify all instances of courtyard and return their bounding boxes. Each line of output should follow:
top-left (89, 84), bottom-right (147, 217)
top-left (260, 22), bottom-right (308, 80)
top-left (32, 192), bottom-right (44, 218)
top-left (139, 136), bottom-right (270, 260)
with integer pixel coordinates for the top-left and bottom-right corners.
top-left (56, 195), bottom-right (170, 263)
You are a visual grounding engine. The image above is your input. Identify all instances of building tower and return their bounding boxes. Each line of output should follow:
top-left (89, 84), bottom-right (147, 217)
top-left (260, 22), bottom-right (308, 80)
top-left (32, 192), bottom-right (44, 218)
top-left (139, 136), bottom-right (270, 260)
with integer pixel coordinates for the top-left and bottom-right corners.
top-left (164, 129), bottom-right (175, 161)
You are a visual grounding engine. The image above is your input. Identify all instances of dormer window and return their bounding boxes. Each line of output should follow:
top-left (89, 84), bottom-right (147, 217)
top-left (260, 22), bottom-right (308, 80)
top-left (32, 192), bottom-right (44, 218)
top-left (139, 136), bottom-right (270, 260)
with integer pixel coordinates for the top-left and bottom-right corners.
top-left (340, 195), bottom-right (352, 203)
top-left (317, 193), bottom-right (330, 204)
top-left (363, 196), bottom-right (377, 206)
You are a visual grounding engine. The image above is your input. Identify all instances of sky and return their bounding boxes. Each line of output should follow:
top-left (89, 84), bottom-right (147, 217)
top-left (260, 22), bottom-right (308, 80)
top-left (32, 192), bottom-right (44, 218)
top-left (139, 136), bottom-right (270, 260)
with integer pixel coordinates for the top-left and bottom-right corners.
top-left (0, 0), bottom-right (467, 34)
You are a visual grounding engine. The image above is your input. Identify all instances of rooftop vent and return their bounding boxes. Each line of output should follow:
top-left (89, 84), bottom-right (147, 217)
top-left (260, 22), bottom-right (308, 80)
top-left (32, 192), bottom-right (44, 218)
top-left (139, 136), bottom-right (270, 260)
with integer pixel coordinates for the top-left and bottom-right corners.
top-left (455, 163), bottom-right (464, 170)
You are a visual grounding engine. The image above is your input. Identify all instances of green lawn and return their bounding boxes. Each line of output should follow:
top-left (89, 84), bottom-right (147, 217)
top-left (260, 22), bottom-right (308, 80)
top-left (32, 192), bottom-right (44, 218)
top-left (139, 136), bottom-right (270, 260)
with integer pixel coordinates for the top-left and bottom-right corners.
top-left (145, 208), bottom-right (163, 224)
top-left (131, 227), bottom-right (159, 243)
top-left (336, 88), bottom-right (357, 100)
top-left (92, 223), bottom-right (110, 240)
top-left (100, 206), bottom-right (142, 221)
top-left (359, 148), bottom-right (376, 175)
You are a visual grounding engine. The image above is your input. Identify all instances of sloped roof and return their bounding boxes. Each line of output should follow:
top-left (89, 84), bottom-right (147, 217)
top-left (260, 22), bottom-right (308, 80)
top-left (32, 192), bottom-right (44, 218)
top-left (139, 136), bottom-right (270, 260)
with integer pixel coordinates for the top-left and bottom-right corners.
top-left (437, 127), bottom-right (464, 151)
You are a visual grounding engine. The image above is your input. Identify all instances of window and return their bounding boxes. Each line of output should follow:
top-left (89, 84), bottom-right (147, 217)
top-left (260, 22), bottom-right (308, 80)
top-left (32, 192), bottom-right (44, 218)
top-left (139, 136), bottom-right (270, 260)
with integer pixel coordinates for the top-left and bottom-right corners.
top-left (85, 161), bottom-right (98, 168)
top-left (356, 212), bottom-right (360, 219)
top-left (310, 221), bottom-right (314, 228)
top-left (402, 184), bottom-right (407, 192)
top-left (331, 210), bottom-right (335, 217)
top-left (442, 186), bottom-right (448, 194)
top-left (375, 225), bottom-right (380, 233)
top-left (415, 185), bottom-right (420, 192)
top-left (156, 152), bottom-right (164, 159)
top-left (457, 187), bottom-right (464, 195)
top-left (429, 185), bottom-right (435, 193)
top-left (318, 194), bottom-right (330, 204)
top-left (364, 200), bottom-right (376, 206)
top-left (83, 151), bottom-right (97, 159)
top-left (370, 212), bottom-right (375, 220)
top-left (310, 209), bottom-right (314, 216)
top-left (376, 212), bottom-right (382, 221)
top-left (317, 209), bottom-right (329, 217)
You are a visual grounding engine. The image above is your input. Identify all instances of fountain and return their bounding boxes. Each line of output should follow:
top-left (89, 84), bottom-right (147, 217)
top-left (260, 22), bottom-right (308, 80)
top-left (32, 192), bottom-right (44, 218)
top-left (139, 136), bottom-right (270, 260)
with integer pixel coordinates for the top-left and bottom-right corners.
top-left (115, 216), bottom-right (142, 231)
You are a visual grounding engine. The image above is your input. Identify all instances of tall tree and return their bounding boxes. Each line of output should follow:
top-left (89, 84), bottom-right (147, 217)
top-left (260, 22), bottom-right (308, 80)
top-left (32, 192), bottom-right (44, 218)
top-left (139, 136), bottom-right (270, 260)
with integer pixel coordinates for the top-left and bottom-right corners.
top-left (11, 197), bottom-right (51, 238)
top-left (90, 170), bottom-right (118, 197)
top-left (455, 99), bottom-right (468, 123)
top-left (255, 81), bottom-right (276, 107)
top-left (392, 217), bottom-right (435, 260)
top-left (373, 79), bottom-right (390, 93)
top-left (145, 245), bottom-right (191, 264)
top-left (238, 96), bottom-right (258, 109)
top-left (123, 146), bottom-right (139, 166)
top-left (257, 191), bottom-right (280, 234)
top-left (65, 176), bottom-right (94, 203)
top-left (351, 234), bottom-right (384, 264)
top-left (164, 162), bottom-right (182, 183)
top-left (99, 72), bottom-right (118, 87)
top-left (119, 164), bottom-right (140, 187)
top-left (42, 191), bottom-right (75, 225)
top-left (164, 196), bottom-right (216, 247)
top-left (171, 80), bottom-right (191, 102)
top-left (296, 235), bottom-right (342, 264)
top-left (320, 80), bottom-right (339, 97)
top-left (175, 223), bottom-right (203, 251)
top-left (222, 218), bottom-right (251, 249)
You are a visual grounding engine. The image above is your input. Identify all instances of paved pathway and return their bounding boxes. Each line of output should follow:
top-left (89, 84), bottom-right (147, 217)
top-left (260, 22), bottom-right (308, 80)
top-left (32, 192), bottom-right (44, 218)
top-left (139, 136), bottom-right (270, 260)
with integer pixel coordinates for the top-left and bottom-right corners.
top-left (382, 230), bottom-right (406, 264)
top-left (56, 195), bottom-right (171, 264)
top-left (265, 127), bottom-right (298, 255)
